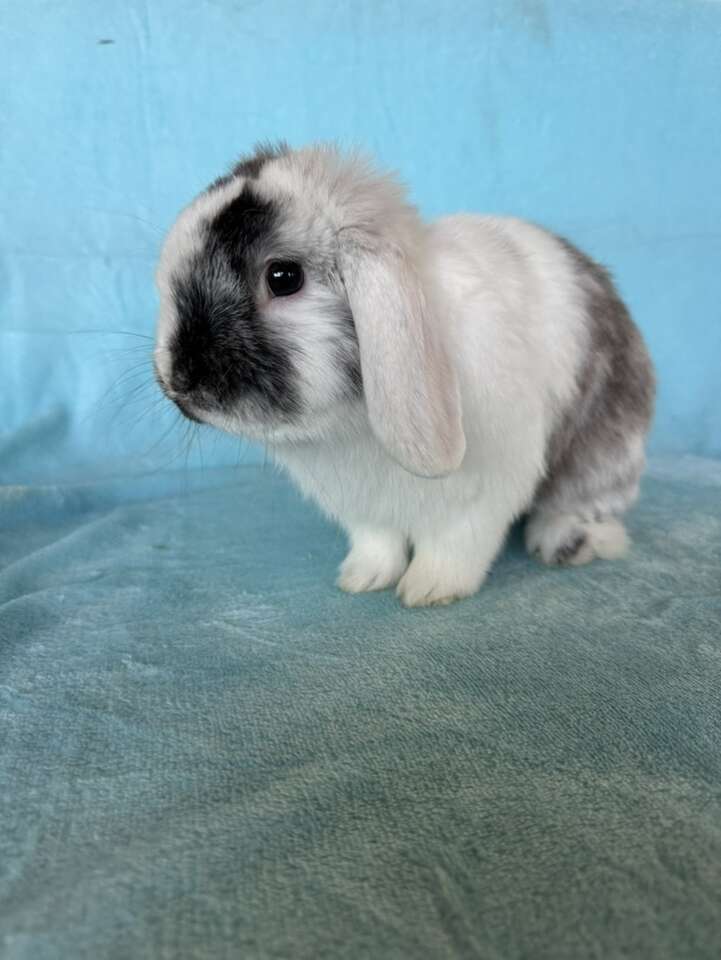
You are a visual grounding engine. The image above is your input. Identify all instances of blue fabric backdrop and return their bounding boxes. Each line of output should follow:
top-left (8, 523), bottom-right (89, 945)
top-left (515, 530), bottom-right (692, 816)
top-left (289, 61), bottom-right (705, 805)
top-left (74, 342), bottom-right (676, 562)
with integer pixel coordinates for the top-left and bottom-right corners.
top-left (2, 0), bottom-right (720, 484)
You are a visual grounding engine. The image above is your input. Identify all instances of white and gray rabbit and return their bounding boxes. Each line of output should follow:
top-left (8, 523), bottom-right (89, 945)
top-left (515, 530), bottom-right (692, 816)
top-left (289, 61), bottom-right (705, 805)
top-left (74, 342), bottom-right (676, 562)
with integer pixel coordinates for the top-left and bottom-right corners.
top-left (155, 143), bottom-right (655, 606)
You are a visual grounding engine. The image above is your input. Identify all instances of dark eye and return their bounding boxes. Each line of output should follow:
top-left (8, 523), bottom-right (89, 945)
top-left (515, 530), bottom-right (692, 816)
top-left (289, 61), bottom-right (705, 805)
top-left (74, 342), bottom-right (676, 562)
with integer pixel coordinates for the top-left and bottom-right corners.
top-left (266, 260), bottom-right (304, 297)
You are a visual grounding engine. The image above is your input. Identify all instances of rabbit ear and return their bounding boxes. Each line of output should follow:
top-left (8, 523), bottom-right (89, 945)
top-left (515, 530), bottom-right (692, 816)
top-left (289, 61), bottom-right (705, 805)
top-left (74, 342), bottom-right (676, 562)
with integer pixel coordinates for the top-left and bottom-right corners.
top-left (339, 237), bottom-right (466, 478)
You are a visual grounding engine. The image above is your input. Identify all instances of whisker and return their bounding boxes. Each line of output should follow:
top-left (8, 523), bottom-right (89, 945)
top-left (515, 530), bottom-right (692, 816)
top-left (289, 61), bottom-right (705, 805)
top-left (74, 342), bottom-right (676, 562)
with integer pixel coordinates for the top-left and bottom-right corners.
top-left (142, 420), bottom-right (209, 479)
top-left (235, 437), bottom-right (247, 469)
top-left (136, 411), bottom-right (187, 464)
top-left (84, 362), bottom-right (157, 425)
top-left (79, 208), bottom-right (166, 240)
top-left (182, 422), bottom-right (199, 494)
top-left (197, 428), bottom-right (206, 474)
top-left (65, 328), bottom-right (155, 340)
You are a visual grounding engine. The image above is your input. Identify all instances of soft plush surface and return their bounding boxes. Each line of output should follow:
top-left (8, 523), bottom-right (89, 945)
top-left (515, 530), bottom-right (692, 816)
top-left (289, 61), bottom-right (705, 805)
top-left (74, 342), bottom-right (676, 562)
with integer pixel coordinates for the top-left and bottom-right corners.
top-left (2, 457), bottom-right (720, 960)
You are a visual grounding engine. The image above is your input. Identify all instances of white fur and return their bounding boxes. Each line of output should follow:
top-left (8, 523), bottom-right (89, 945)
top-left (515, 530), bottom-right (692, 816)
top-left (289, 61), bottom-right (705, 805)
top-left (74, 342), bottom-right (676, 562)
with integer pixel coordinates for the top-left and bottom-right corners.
top-left (337, 526), bottom-right (408, 593)
top-left (156, 146), bottom-right (643, 606)
top-left (271, 211), bottom-right (589, 604)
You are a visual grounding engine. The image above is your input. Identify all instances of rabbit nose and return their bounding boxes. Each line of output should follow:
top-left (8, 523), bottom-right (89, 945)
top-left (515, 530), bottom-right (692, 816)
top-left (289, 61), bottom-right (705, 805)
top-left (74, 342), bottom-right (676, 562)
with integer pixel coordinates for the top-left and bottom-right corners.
top-left (171, 393), bottom-right (203, 423)
top-left (153, 360), bottom-right (169, 393)
top-left (169, 350), bottom-right (213, 396)
top-left (168, 368), bottom-right (192, 394)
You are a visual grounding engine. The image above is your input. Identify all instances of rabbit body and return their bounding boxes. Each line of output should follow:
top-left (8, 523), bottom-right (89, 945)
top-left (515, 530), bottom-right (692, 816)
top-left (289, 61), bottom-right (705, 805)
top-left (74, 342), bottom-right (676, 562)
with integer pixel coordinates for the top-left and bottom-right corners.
top-left (155, 144), bottom-right (655, 606)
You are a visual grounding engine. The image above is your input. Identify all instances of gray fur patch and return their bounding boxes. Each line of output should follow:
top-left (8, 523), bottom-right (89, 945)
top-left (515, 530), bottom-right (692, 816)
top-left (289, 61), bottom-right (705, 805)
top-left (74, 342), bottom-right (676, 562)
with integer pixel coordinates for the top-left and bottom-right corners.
top-left (207, 141), bottom-right (290, 192)
top-left (167, 184), bottom-right (301, 419)
top-left (534, 237), bottom-right (656, 515)
top-left (336, 306), bottom-right (362, 398)
top-left (231, 141), bottom-right (290, 179)
top-left (552, 531), bottom-right (587, 565)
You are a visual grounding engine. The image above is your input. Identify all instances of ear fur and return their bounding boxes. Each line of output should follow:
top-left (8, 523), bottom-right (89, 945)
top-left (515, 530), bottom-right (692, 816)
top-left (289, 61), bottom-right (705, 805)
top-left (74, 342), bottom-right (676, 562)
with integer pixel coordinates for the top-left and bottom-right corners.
top-left (333, 157), bottom-right (465, 477)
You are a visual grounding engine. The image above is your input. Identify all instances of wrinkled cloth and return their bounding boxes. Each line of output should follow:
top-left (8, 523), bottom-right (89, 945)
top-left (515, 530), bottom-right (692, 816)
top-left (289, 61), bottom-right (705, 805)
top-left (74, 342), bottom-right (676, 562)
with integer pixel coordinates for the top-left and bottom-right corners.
top-left (1, 458), bottom-right (720, 960)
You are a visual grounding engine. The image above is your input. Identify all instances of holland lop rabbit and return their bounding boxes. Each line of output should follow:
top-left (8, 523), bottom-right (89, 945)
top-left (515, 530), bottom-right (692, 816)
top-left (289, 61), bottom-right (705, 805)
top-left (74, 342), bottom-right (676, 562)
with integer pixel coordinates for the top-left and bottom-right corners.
top-left (155, 143), bottom-right (655, 606)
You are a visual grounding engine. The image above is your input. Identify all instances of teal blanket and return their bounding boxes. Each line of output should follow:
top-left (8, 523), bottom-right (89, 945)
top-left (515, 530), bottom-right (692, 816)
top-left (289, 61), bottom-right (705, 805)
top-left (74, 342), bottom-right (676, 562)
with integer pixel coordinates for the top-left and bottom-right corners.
top-left (2, 459), bottom-right (720, 959)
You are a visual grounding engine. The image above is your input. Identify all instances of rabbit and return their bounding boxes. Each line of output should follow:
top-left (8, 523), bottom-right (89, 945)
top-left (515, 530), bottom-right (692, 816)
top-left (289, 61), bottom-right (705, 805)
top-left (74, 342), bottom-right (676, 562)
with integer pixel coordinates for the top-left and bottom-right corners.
top-left (154, 142), bottom-right (655, 607)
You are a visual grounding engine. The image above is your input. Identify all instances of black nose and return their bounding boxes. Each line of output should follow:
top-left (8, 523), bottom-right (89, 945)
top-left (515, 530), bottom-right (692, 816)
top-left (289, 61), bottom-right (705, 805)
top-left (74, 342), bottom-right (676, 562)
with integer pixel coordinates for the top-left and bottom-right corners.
top-left (166, 272), bottom-right (252, 411)
top-left (167, 314), bottom-right (225, 399)
top-left (169, 352), bottom-right (232, 409)
top-left (168, 367), bottom-right (197, 395)
top-left (155, 356), bottom-right (205, 423)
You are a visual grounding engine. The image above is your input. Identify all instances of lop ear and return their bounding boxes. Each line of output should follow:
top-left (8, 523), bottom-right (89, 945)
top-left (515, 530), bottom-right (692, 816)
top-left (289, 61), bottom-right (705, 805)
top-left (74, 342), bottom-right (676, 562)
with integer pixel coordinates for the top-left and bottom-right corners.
top-left (339, 236), bottom-right (466, 478)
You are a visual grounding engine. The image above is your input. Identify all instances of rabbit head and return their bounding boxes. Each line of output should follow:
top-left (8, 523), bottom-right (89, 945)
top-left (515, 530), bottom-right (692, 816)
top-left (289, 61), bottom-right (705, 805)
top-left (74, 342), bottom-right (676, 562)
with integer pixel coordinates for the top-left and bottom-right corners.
top-left (155, 143), bottom-right (465, 477)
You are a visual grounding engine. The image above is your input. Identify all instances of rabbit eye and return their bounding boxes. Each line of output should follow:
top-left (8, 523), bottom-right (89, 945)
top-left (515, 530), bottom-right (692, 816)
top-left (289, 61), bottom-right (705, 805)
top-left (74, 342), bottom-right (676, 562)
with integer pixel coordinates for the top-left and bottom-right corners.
top-left (266, 260), bottom-right (304, 297)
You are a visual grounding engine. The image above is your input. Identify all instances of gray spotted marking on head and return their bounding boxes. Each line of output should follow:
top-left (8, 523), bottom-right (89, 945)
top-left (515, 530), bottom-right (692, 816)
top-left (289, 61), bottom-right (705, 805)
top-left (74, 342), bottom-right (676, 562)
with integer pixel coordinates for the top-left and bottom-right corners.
top-left (165, 179), bottom-right (303, 418)
top-left (157, 142), bottom-right (372, 439)
top-left (207, 141), bottom-right (291, 193)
